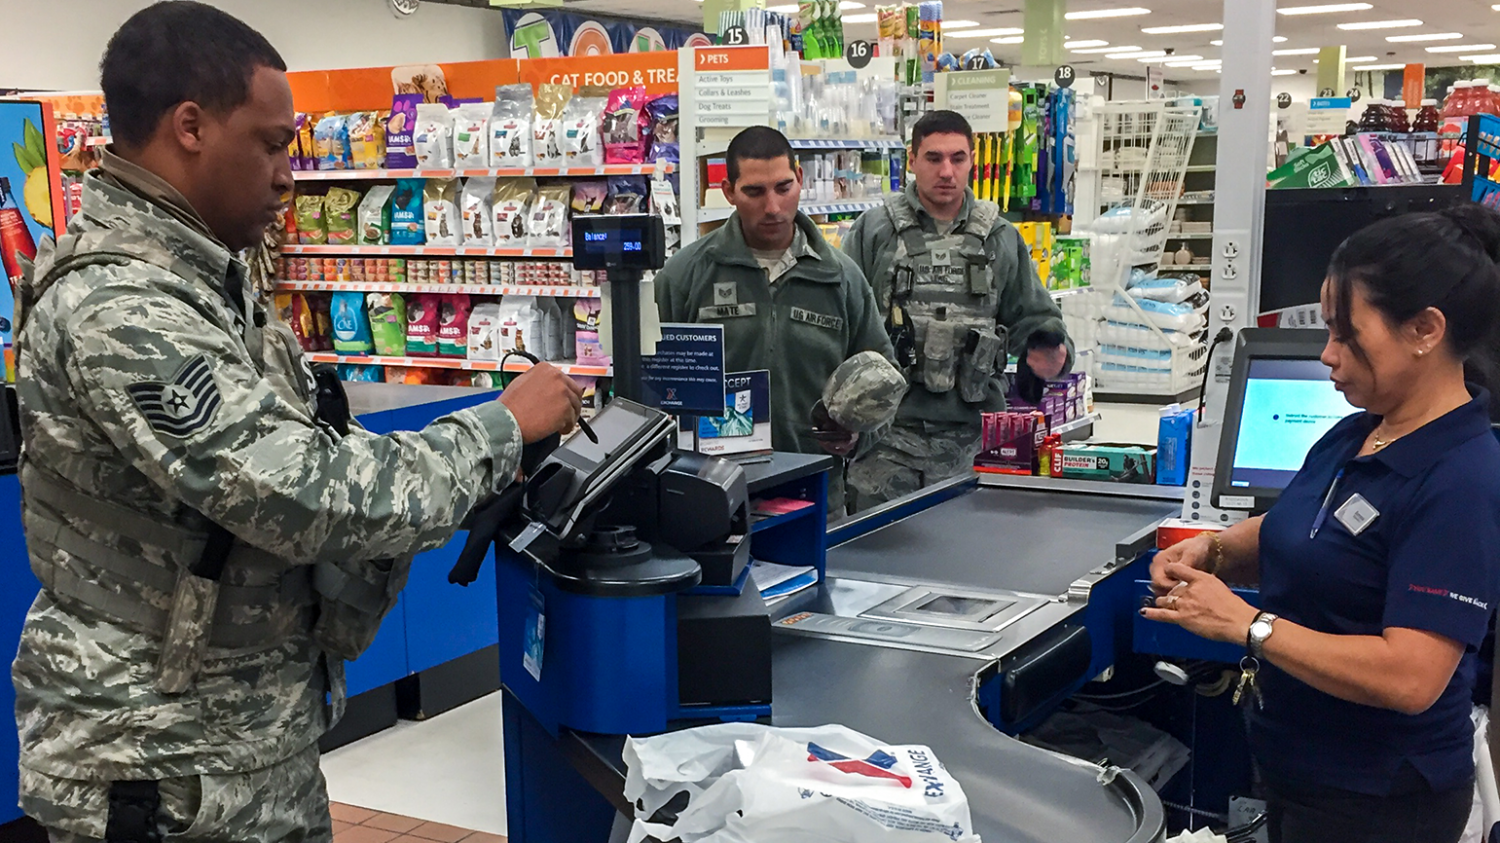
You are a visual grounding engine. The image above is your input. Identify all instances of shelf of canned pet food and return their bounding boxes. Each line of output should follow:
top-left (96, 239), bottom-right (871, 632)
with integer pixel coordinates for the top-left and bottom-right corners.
top-left (697, 199), bottom-right (885, 223)
top-left (274, 280), bottom-right (601, 297)
top-left (303, 352), bottom-right (612, 377)
top-left (292, 163), bottom-right (675, 182)
top-left (281, 245), bottom-right (572, 258)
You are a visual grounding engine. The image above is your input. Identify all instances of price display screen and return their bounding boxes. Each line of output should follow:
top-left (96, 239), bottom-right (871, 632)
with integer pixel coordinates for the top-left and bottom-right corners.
top-left (571, 214), bottom-right (666, 270)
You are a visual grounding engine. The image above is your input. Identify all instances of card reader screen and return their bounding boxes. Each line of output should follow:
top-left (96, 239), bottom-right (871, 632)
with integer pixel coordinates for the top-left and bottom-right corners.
top-left (1229, 358), bottom-right (1356, 491)
top-left (912, 595), bottom-right (1009, 618)
top-left (560, 400), bottom-right (656, 466)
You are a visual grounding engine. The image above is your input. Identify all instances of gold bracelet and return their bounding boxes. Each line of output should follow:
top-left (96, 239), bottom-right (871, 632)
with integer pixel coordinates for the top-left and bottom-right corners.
top-left (1199, 531), bottom-right (1225, 576)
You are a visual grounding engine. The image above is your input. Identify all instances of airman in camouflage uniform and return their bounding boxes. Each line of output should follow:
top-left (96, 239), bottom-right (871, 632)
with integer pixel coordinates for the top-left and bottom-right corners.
top-left (843, 111), bottom-right (1072, 512)
top-left (11, 4), bottom-right (583, 841)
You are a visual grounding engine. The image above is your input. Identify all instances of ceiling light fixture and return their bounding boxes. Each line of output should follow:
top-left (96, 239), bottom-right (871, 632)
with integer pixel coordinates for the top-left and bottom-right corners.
top-left (1354, 63), bottom-right (1407, 70)
top-left (1273, 48), bottom-right (1321, 55)
top-left (1139, 54), bottom-right (1201, 63)
top-left (1385, 32), bottom-right (1462, 42)
top-left (1427, 43), bottom-right (1496, 53)
top-left (1107, 50), bottom-right (1167, 59)
top-left (1337, 19), bottom-right (1422, 30)
top-left (1271, 68), bottom-right (1299, 75)
top-left (1211, 40), bottom-right (1222, 45)
top-left (1277, 3), bottom-right (1372, 14)
top-left (1464, 53), bottom-right (1500, 62)
top-left (1165, 59), bottom-right (1214, 67)
top-left (940, 19), bottom-right (978, 28)
top-left (1065, 6), bottom-right (1150, 19)
top-left (1140, 23), bottom-right (1223, 34)
top-left (943, 27), bottom-right (1025, 38)
top-left (1065, 40), bottom-right (1110, 49)
top-left (1314, 55), bottom-right (1377, 63)
top-left (1072, 44), bottom-right (1136, 53)
top-left (990, 36), bottom-right (1025, 44)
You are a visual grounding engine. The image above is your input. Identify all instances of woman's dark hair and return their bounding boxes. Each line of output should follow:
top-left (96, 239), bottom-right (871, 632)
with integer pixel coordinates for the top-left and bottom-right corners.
top-left (1327, 203), bottom-right (1500, 418)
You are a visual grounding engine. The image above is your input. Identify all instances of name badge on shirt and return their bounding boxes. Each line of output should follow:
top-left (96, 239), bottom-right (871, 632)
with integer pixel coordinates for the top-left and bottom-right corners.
top-left (698, 303), bottom-right (757, 320)
top-left (1334, 493), bottom-right (1380, 536)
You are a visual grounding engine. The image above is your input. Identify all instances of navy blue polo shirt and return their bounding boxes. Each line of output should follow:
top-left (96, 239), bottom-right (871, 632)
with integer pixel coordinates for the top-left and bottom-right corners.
top-left (1251, 389), bottom-right (1500, 796)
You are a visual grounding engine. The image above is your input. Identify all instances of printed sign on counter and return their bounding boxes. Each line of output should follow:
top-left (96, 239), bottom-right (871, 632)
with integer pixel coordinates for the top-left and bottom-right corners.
top-left (641, 323), bottom-right (727, 415)
top-left (934, 69), bottom-right (1011, 133)
top-left (692, 369), bottom-right (771, 456)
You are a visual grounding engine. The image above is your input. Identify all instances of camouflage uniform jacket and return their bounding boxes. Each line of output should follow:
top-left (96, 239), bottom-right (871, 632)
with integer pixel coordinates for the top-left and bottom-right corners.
top-left (11, 152), bottom-right (522, 783)
top-left (842, 184), bottom-right (1072, 424)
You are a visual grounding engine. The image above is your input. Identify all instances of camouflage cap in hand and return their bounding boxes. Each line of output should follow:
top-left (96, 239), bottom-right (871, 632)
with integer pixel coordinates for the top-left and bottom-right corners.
top-left (815, 351), bottom-right (908, 433)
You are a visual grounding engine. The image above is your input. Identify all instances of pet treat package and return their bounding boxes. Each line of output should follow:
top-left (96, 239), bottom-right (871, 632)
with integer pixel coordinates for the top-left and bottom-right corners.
top-left (424, 178), bottom-right (461, 246)
top-left (331, 291), bottom-right (374, 353)
top-left (492, 178), bottom-right (536, 247)
top-left (386, 94), bottom-right (423, 169)
top-left (527, 183), bottom-right (571, 248)
top-left (603, 86), bottom-right (647, 164)
top-left (533, 84), bottom-right (572, 167)
top-left (295, 194), bottom-right (327, 245)
top-left (358, 185), bottom-right (396, 245)
top-left (571, 180), bottom-right (607, 215)
top-left (294, 113), bottom-right (316, 170)
top-left (406, 293), bottom-right (442, 356)
top-left (574, 298), bottom-right (607, 364)
top-left (468, 302), bottom-right (503, 361)
top-left (313, 114), bottom-right (350, 170)
top-left (289, 293), bottom-right (332, 351)
top-left (324, 187), bottom-right (361, 245)
top-left (605, 176), bottom-right (648, 214)
top-left (413, 103), bottom-right (455, 169)
top-left (562, 88), bottom-right (608, 168)
top-left (438, 294), bottom-right (472, 357)
top-left (490, 84), bottom-right (534, 168)
top-left (461, 177), bottom-right (496, 246)
top-left (367, 292), bottom-right (407, 356)
top-left (452, 102), bottom-right (492, 170)
top-left (389, 178), bottom-right (426, 245)
top-left (644, 94), bottom-right (680, 162)
top-left (348, 111), bottom-right (385, 169)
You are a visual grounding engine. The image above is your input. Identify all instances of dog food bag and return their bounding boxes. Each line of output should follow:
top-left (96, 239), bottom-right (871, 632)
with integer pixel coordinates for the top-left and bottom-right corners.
top-left (527, 183), bottom-right (571, 248)
top-left (313, 114), bottom-right (351, 170)
top-left (492, 178), bottom-right (536, 247)
top-left (532, 84), bottom-right (572, 167)
top-left (413, 103), bottom-right (454, 169)
top-left (603, 86), bottom-right (647, 164)
top-left (348, 111), bottom-right (385, 169)
top-left (424, 178), bottom-right (461, 246)
top-left (461, 177), bottom-right (496, 247)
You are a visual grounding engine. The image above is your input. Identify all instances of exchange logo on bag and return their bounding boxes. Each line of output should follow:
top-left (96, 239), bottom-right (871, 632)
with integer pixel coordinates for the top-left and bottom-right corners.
top-left (806, 743), bottom-right (913, 788)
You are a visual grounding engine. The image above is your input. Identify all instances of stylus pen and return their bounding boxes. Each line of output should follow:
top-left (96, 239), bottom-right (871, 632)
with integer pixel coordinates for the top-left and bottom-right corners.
top-left (1310, 468), bottom-right (1345, 539)
top-left (577, 416), bottom-right (599, 444)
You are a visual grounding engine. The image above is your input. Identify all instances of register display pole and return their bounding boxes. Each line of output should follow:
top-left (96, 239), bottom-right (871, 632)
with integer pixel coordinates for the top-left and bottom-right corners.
top-left (1182, 0), bottom-right (1275, 524)
top-left (609, 272), bottom-right (645, 403)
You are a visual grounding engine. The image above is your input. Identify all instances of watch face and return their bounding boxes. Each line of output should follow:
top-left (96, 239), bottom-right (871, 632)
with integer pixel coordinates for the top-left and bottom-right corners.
top-left (1251, 620), bottom-right (1272, 639)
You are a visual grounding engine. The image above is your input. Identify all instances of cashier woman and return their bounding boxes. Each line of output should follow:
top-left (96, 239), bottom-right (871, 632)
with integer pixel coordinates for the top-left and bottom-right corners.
top-left (1145, 204), bottom-right (1500, 843)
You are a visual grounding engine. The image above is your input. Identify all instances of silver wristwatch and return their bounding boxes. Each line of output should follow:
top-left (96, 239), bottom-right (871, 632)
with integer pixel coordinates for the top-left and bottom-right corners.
top-left (1247, 612), bottom-right (1278, 659)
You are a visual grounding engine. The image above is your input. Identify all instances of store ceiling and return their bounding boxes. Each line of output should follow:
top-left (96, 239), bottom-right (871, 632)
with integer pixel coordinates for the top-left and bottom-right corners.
top-left (555, 0), bottom-right (1500, 81)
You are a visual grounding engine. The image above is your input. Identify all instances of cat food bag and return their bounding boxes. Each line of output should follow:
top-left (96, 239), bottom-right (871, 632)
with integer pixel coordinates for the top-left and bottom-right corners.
top-left (438, 294), bottom-right (472, 357)
top-left (406, 293), bottom-right (442, 356)
top-left (468, 301), bottom-right (503, 361)
top-left (604, 175), bottom-right (648, 215)
top-left (538, 296), bottom-right (565, 362)
top-left (295, 194), bottom-right (327, 245)
top-left (324, 187), bottom-right (361, 246)
top-left (367, 292), bottom-right (407, 356)
top-left (331, 291), bottom-right (374, 353)
top-left (358, 185), bottom-right (395, 246)
top-left (289, 293), bottom-right (320, 351)
top-left (461, 177), bottom-right (496, 246)
top-left (644, 94), bottom-right (680, 162)
top-left (337, 364), bottom-right (384, 383)
top-left (527, 183), bottom-right (571, 248)
top-left (571, 180), bottom-right (607, 215)
top-left (471, 372), bottom-right (503, 389)
top-left (348, 111), bottom-right (385, 169)
top-left (386, 94), bottom-right (423, 169)
top-left (490, 84), bottom-right (534, 168)
top-left (390, 178), bottom-right (426, 245)
top-left (424, 178), bottom-right (461, 246)
top-left (414, 103), bottom-right (454, 169)
top-left (562, 88), bottom-right (608, 168)
top-left (313, 114), bottom-right (350, 170)
top-left (492, 178), bottom-right (536, 247)
top-left (574, 298), bottom-right (607, 364)
top-left (603, 86), bottom-right (647, 164)
top-left (452, 102), bottom-right (492, 170)
top-left (532, 84), bottom-right (572, 167)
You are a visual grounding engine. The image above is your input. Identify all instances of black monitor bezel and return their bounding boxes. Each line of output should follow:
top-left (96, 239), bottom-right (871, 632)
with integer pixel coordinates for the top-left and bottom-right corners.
top-left (1211, 328), bottom-right (1345, 514)
top-left (570, 214), bottom-right (667, 271)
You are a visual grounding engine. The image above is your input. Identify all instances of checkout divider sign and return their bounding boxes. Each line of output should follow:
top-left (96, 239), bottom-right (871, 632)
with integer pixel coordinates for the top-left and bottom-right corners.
top-left (641, 323), bottom-right (727, 415)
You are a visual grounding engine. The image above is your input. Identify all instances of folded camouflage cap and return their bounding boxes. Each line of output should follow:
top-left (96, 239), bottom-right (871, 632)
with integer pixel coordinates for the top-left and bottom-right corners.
top-left (815, 351), bottom-right (908, 433)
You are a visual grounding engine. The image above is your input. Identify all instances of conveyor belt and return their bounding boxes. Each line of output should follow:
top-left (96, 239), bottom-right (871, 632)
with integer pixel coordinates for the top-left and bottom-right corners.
top-left (829, 486), bottom-right (1180, 595)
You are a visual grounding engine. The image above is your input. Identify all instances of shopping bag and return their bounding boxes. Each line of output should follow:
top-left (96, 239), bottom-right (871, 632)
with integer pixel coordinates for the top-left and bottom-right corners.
top-left (623, 722), bottom-right (981, 843)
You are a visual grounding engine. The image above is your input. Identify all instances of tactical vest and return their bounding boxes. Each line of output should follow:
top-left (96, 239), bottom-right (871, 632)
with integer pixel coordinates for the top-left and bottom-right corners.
top-left (18, 229), bottom-right (382, 699)
top-left (876, 194), bottom-right (1008, 403)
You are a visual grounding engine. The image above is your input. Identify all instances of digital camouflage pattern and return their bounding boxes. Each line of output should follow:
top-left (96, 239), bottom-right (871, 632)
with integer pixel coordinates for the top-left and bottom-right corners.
top-left (12, 155), bottom-right (523, 822)
top-left (820, 351), bottom-right (907, 433)
top-left (845, 418), bottom-right (981, 512)
top-left (27, 742), bottom-right (330, 842)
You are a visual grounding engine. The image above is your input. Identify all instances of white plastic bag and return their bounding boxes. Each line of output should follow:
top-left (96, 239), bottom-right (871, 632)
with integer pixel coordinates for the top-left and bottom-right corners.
top-left (624, 723), bottom-right (981, 843)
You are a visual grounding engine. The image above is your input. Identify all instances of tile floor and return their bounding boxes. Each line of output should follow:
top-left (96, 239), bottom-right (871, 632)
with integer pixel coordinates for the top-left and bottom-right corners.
top-left (329, 802), bottom-right (506, 843)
